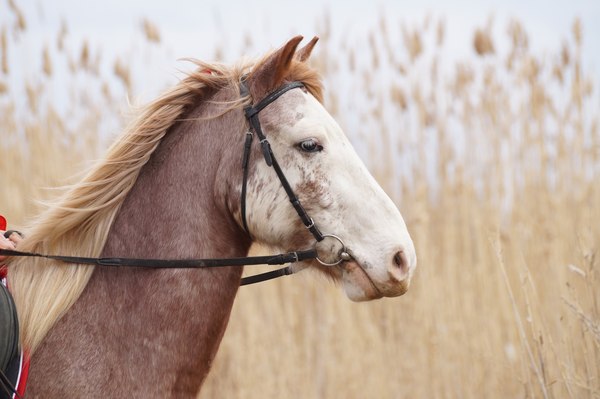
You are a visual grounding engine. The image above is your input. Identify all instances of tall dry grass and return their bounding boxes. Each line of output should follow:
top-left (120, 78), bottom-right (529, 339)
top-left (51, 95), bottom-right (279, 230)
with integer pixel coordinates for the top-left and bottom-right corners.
top-left (1, 5), bottom-right (598, 399)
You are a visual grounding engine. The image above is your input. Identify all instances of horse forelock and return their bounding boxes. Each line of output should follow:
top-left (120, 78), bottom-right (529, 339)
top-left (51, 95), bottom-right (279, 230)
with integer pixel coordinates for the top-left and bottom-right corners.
top-left (284, 61), bottom-right (323, 103)
top-left (6, 52), bottom-right (324, 355)
top-left (247, 53), bottom-right (324, 104)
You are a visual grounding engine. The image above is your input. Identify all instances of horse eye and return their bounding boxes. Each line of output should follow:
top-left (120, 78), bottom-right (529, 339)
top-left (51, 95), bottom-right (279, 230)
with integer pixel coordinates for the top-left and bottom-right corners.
top-left (298, 139), bottom-right (323, 153)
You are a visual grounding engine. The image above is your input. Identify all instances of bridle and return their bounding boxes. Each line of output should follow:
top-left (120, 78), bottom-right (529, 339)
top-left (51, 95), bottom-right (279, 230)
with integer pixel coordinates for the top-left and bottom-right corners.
top-left (0, 78), bottom-right (352, 285)
top-left (239, 80), bottom-right (324, 242)
top-left (238, 77), bottom-right (354, 281)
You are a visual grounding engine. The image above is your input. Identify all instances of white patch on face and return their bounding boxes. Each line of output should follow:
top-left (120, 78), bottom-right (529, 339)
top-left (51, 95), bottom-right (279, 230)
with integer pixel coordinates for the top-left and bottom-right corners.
top-left (243, 88), bottom-right (417, 301)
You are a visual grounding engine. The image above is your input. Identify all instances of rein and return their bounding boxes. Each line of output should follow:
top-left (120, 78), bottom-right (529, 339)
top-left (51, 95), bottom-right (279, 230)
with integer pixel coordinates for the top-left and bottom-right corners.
top-left (0, 248), bottom-right (317, 286)
top-left (0, 79), bottom-right (351, 286)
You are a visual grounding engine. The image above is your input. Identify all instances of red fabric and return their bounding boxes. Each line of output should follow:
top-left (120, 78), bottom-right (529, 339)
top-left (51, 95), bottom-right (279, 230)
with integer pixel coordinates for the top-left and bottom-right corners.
top-left (1, 214), bottom-right (8, 277)
top-left (16, 352), bottom-right (30, 398)
top-left (1, 214), bottom-right (9, 276)
top-left (0, 214), bottom-right (30, 397)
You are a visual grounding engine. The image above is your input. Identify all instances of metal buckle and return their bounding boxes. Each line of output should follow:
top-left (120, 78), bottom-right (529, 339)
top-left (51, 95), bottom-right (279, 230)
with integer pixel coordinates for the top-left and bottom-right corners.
top-left (315, 234), bottom-right (352, 266)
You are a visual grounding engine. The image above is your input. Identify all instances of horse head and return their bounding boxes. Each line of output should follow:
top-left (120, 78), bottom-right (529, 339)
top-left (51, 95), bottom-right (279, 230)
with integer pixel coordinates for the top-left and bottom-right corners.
top-left (239, 36), bottom-right (417, 301)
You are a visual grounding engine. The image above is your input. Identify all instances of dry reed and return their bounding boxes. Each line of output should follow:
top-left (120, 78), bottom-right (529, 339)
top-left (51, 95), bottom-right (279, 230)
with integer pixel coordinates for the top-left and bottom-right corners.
top-left (142, 18), bottom-right (161, 44)
top-left (0, 7), bottom-right (598, 399)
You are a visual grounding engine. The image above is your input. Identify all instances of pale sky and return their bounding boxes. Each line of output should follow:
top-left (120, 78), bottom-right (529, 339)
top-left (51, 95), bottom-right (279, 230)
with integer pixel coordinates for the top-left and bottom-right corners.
top-left (3, 1), bottom-right (598, 118)
top-left (14, 0), bottom-right (600, 69)
top-left (1, 0), bottom-right (598, 199)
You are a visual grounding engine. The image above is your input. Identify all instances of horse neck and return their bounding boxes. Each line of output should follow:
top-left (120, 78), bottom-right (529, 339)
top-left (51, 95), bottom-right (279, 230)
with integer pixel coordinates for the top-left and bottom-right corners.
top-left (96, 90), bottom-right (251, 392)
top-left (104, 91), bottom-right (250, 262)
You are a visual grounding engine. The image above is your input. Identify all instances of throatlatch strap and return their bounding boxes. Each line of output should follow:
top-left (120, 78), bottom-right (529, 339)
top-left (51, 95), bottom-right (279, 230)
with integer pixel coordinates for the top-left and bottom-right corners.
top-left (240, 131), bottom-right (253, 234)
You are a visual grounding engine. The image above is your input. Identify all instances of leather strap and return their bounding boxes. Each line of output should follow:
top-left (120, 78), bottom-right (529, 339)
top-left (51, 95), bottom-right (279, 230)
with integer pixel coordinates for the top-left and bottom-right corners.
top-left (0, 248), bottom-right (317, 286)
top-left (240, 131), bottom-right (253, 234)
top-left (240, 266), bottom-right (293, 286)
top-left (239, 79), bottom-right (323, 242)
top-left (270, 152), bottom-right (324, 241)
top-left (0, 248), bottom-right (316, 269)
top-left (245, 81), bottom-right (305, 117)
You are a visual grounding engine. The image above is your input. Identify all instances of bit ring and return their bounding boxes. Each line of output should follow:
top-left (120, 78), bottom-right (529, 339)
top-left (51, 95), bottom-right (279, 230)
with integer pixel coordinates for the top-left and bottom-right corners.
top-left (315, 234), bottom-right (351, 266)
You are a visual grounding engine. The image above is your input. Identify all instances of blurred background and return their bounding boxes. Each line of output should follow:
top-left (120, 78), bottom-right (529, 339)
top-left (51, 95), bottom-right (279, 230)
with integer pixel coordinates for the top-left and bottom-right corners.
top-left (1, 1), bottom-right (599, 398)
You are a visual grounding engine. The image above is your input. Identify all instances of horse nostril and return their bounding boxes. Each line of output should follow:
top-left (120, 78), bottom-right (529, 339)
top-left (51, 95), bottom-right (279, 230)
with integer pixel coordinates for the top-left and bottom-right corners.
top-left (392, 250), bottom-right (408, 275)
top-left (393, 251), bottom-right (402, 267)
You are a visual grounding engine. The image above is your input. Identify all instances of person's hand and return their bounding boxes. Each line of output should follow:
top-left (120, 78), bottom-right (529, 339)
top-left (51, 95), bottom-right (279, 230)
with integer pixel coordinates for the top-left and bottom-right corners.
top-left (5, 231), bottom-right (22, 245)
top-left (0, 231), bottom-right (19, 262)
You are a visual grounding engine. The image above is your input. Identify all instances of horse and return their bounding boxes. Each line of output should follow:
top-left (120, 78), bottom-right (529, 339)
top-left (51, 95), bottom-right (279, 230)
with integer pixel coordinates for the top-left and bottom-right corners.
top-left (5, 36), bottom-right (417, 398)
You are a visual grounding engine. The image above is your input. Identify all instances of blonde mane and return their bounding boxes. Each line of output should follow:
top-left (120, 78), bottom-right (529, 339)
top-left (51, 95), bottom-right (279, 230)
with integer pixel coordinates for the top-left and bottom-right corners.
top-left (7, 54), bottom-right (323, 355)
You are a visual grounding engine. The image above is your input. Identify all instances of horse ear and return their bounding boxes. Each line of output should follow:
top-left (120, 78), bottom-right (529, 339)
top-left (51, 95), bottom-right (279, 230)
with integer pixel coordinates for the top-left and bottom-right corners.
top-left (295, 36), bottom-right (319, 62)
top-left (249, 35), bottom-right (304, 100)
